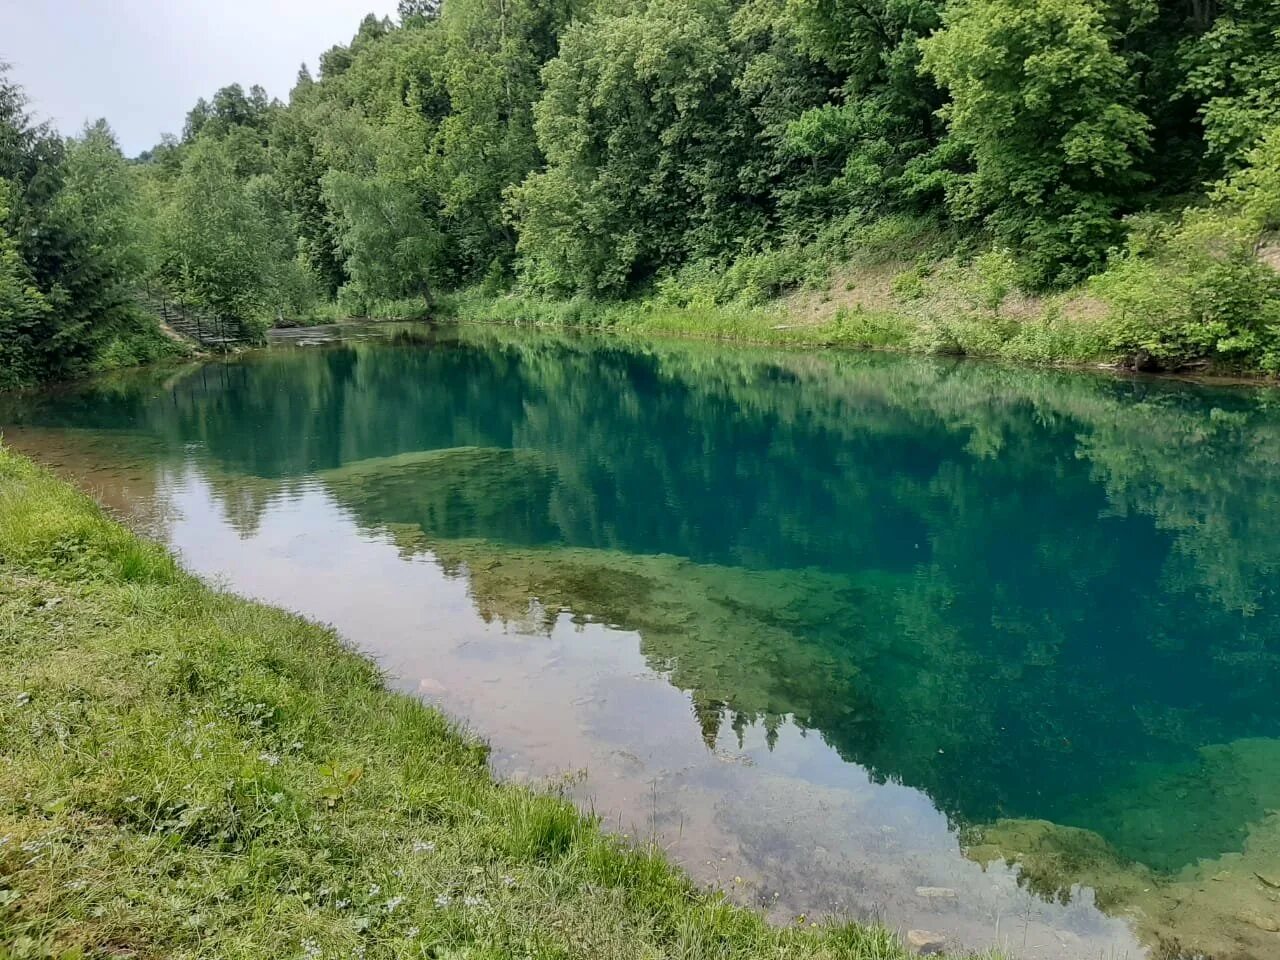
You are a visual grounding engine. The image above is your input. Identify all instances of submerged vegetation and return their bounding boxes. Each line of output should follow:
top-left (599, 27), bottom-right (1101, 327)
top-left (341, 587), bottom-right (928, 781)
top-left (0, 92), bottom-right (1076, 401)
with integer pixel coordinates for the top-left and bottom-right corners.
top-left (4, 0), bottom-right (1280, 380)
top-left (0, 444), bottom-right (955, 959)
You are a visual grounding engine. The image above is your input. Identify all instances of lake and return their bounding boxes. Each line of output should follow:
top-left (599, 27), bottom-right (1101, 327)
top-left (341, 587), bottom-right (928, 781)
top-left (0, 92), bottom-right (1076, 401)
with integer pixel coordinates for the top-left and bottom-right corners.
top-left (2, 322), bottom-right (1279, 958)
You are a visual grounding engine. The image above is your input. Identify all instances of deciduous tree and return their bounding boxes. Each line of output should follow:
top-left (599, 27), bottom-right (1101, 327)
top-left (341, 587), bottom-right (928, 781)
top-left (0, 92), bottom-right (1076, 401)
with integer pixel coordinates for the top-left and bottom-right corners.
top-left (921, 0), bottom-right (1155, 285)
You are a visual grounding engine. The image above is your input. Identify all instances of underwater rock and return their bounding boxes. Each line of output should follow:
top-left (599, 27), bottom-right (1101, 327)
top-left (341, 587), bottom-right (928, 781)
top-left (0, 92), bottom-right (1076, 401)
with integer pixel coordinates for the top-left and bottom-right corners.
top-left (905, 929), bottom-right (947, 954)
top-left (914, 886), bottom-right (957, 899)
top-left (1236, 910), bottom-right (1279, 932)
top-left (968, 808), bottom-right (1280, 957)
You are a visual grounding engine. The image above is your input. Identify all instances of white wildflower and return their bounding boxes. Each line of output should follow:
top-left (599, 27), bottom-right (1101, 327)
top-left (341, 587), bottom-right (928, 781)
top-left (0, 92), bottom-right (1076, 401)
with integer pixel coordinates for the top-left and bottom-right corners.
top-left (301, 937), bottom-right (322, 959)
top-left (434, 894), bottom-right (452, 908)
top-left (16, 692), bottom-right (31, 706)
top-left (462, 894), bottom-right (484, 908)
top-left (385, 895), bottom-right (405, 913)
top-left (258, 752), bottom-right (281, 767)
top-left (412, 841), bottom-right (436, 854)
top-left (368, 884), bottom-right (380, 896)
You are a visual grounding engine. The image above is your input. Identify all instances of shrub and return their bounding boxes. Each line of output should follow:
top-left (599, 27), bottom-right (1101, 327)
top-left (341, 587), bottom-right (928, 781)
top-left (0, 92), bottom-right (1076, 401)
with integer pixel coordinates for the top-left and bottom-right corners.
top-left (1091, 128), bottom-right (1280, 371)
top-left (1094, 208), bottom-right (1280, 370)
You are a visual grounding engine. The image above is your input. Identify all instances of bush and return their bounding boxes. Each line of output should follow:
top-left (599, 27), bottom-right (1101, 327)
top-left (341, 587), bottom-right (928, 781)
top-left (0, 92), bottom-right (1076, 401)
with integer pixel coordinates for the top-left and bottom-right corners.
top-left (657, 245), bottom-right (823, 308)
top-left (1090, 129), bottom-right (1280, 372)
top-left (1094, 208), bottom-right (1280, 371)
top-left (821, 213), bottom-right (949, 266)
top-left (93, 331), bottom-right (183, 372)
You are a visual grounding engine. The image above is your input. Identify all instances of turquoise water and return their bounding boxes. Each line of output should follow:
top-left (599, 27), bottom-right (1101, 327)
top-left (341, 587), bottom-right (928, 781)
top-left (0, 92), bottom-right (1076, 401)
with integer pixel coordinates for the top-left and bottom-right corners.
top-left (4, 324), bottom-right (1280, 956)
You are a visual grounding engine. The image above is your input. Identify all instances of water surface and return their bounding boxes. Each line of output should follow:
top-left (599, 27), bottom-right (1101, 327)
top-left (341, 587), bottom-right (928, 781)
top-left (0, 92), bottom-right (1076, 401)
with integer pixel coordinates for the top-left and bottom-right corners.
top-left (4, 323), bottom-right (1280, 958)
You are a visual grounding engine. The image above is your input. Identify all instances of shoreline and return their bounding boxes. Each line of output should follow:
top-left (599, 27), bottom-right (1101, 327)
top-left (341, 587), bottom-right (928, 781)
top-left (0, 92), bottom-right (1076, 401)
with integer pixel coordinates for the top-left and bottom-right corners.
top-left (0, 446), bottom-right (961, 960)
top-left (278, 312), bottom-right (1280, 393)
top-left (9, 300), bottom-right (1280, 399)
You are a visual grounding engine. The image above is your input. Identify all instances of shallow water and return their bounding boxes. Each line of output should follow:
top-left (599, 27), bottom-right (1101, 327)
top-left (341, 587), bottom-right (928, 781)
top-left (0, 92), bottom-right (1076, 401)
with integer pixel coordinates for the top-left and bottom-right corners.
top-left (3, 323), bottom-right (1280, 958)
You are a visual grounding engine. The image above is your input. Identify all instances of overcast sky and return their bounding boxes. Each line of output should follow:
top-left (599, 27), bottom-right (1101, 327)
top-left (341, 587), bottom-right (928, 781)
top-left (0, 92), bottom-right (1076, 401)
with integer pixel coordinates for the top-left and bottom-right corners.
top-left (2, 0), bottom-right (399, 156)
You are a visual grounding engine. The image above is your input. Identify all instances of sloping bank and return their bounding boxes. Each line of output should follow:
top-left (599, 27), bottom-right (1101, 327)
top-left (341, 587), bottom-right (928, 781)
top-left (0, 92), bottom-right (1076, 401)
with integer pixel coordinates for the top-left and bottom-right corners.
top-left (0, 446), bottom-right (964, 960)
top-left (434, 208), bottom-right (1280, 379)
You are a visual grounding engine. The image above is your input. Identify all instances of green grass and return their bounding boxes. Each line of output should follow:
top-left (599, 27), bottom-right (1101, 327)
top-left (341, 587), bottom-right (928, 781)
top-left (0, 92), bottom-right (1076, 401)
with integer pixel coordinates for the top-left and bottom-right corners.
top-left (299, 208), bottom-right (1276, 378)
top-left (435, 206), bottom-right (1279, 376)
top-left (430, 214), bottom-right (1123, 367)
top-left (90, 322), bottom-right (194, 375)
top-left (440, 280), bottom-right (1111, 367)
top-left (0, 446), bottom-right (962, 960)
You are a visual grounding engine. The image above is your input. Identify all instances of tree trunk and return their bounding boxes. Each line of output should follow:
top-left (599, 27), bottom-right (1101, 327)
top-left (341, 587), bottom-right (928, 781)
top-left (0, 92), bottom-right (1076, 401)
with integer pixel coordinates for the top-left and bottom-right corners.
top-left (1187, 0), bottom-right (1217, 32)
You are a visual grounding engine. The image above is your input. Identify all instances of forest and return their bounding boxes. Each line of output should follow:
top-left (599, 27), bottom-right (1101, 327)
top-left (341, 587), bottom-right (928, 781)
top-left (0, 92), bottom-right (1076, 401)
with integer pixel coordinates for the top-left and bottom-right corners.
top-left (3, 0), bottom-right (1280, 387)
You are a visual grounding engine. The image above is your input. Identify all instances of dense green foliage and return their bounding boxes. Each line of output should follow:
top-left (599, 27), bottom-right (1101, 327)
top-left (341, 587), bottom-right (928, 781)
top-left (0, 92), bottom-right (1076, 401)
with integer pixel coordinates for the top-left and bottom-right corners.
top-left (919, 0), bottom-right (1153, 286)
top-left (0, 70), bottom-right (181, 388)
top-left (4, 0), bottom-right (1280, 378)
top-left (0, 443), bottom-right (954, 959)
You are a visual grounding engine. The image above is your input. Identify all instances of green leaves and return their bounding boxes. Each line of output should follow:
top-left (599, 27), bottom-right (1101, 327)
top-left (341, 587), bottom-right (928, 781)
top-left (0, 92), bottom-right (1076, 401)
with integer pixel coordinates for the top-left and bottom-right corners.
top-left (8, 0), bottom-right (1280, 366)
top-left (152, 128), bottom-right (317, 334)
top-left (321, 116), bottom-right (445, 309)
top-left (0, 66), bottom-right (150, 384)
top-left (921, 0), bottom-right (1154, 286)
top-left (318, 762), bottom-right (366, 808)
top-left (512, 0), bottom-right (790, 295)
top-left (0, 179), bottom-right (49, 390)
top-left (1182, 1), bottom-right (1280, 168)
top-left (1093, 128), bottom-right (1280, 372)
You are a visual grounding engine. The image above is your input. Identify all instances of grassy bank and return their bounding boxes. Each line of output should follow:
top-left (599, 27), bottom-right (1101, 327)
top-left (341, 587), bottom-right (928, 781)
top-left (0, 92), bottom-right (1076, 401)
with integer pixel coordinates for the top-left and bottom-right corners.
top-left (434, 208), bottom-right (1280, 378)
top-left (438, 273), bottom-right (1113, 371)
top-left (0, 446), bottom-right (954, 960)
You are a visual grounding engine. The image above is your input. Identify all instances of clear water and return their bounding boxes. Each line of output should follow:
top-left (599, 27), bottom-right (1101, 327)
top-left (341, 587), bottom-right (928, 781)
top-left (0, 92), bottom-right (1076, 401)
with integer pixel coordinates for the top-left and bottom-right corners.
top-left (4, 323), bottom-right (1280, 958)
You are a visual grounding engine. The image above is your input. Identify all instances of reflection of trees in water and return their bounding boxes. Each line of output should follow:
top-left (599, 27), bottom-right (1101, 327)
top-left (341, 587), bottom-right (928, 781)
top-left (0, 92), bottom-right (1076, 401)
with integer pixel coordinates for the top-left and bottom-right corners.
top-left (8, 328), bottom-right (1280, 876)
